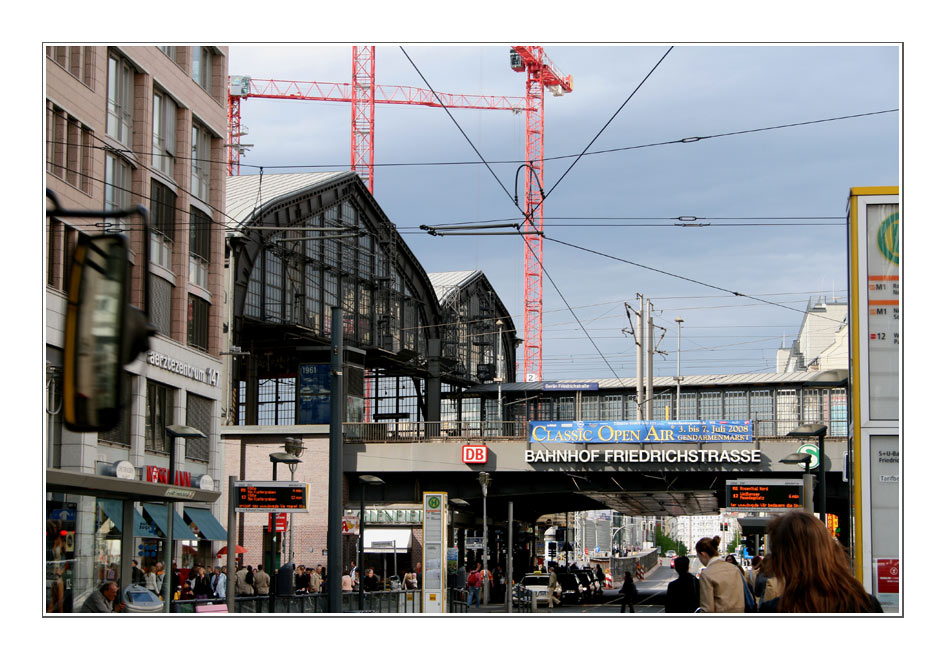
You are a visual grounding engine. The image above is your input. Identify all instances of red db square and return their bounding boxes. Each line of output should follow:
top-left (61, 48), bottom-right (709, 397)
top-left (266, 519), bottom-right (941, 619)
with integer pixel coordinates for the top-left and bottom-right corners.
top-left (462, 445), bottom-right (488, 464)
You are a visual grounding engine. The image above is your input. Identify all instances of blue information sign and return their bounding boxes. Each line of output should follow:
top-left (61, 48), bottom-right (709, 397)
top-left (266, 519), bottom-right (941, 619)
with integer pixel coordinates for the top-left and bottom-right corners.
top-left (528, 420), bottom-right (753, 443)
top-left (298, 363), bottom-right (331, 424)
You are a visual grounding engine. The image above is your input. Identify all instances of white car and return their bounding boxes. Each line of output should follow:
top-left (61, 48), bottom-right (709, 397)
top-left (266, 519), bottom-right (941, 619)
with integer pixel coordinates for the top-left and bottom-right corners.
top-left (519, 574), bottom-right (561, 606)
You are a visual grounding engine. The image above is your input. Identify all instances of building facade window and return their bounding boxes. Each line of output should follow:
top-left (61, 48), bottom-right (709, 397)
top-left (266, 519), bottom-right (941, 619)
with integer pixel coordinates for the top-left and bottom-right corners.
top-left (152, 89), bottom-right (177, 179)
top-left (150, 179), bottom-right (176, 271)
top-left (150, 275), bottom-right (174, 337)
top-left (47, 103), bottom-right (93, 195)
top-left (699, 392), bottom-right (722, 420)
top-left (191, 123), bottom-right (211, 202)
top-left (104, 153), bottom-right (132, 232)
top-left (188, 206), bottom-right (211, 289)
top-left (191, 47), bottom-right (212, 91)
top-left (678, 392), bottom-right (697, 420)
top-left (776, 389), bottom-right (799, 436)
top-left (48, 46), bottom-right (95, 88)
top-left (145, 381), bottom-right (176, 453)
top-left (97, 374), bottom-right (132, 446)
top-left (751, 389), bottom-right (774, 435)
top-left (653, 393), bottom-right (673, 420)
top-left (107, 51), bottom-right (135, 146)
top-left (187, 295), bottom-right (210, 351)
top-left (725, 391), bottom-right (748, 419)
top-left (185, 392), bottom-right (212, 461)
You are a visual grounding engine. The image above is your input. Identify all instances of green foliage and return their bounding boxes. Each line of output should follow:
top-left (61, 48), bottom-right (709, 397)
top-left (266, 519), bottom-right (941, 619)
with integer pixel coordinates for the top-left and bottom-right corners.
top-left (654, 525), bottom-right (688, 557)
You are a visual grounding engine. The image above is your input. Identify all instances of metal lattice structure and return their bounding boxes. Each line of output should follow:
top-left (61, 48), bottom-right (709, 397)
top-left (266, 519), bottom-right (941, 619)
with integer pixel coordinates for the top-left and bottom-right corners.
top-left (510, 46), bottom-right (573, 383)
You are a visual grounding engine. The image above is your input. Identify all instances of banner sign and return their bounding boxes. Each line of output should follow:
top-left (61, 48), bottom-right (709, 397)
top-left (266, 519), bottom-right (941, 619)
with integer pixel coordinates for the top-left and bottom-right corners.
top-left (297, 363), bottom-right (331, 424)
top-left (528, 420), bottom-right (753, 443)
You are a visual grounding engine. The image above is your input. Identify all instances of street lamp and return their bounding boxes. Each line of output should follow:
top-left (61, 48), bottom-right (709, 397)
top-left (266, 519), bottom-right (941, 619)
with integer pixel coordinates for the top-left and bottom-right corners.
top-left (779, 452), bottom-right (814, 514)
top-left (268, 450), bottom-right (302, 611)
top-left (283, 438), bottom-right (305, 566)
top-left (162, 424), bottom-right (206, 613)
top-left (358, 475), bottom-right (385, 611)
top-left (478, 471), bottom-right (491, 605)
top-left (788, 423), bottom-right (828, 522)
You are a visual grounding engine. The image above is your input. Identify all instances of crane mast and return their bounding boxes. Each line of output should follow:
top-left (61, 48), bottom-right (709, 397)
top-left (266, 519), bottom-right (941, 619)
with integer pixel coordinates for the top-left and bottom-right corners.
top-left (510, 46), bottom-right (573, 382)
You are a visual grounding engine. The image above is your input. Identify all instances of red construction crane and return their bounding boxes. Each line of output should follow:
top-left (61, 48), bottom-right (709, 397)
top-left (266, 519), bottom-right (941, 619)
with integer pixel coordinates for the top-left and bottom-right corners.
top-left (227, 47), bottom-right (528, 185)
top-left (227, 46), bottom-right (573, 384)
top-left (510, 46), bottom-right (573, 382)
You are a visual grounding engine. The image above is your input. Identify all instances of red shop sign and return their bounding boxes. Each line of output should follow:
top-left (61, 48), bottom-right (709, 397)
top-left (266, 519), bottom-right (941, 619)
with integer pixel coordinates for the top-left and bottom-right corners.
top-left (462, 445), bottom-right (488, 464)
top-left (877, 558), bottom-right (899, 593)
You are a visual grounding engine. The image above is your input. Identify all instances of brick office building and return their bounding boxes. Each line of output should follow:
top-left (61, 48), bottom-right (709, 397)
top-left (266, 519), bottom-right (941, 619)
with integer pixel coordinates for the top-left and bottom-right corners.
top-left (45, 45), bottom-right (230, 610)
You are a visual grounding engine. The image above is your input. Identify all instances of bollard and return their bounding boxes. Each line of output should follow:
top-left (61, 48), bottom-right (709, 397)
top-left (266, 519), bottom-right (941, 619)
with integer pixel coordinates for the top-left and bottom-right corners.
top-left (531, 591), bottom-right (538, 613)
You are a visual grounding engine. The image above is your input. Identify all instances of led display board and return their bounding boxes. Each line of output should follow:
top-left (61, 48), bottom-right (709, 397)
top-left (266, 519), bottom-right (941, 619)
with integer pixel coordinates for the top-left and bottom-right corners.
top-left (726, 479), bottom-right (803, 511)
top-left (233, 481), bottom-right (310, 513)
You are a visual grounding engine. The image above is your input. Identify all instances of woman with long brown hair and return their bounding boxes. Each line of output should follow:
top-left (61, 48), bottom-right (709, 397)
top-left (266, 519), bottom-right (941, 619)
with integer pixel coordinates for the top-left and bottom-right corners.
top-left (762, 511), bottom-right (882, 613)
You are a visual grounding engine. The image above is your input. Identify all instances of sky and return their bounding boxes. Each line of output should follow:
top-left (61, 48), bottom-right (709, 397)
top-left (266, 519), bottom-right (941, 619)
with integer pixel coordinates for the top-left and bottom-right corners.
top-left (228, 44), bottom-right (900, 381)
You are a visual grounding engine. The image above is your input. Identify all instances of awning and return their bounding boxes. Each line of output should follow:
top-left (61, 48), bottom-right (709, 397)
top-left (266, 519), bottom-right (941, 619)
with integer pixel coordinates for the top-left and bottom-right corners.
top-left (98, 499), bottom-right (154, 537)
top-left (363, 528), bottom-right (413, 553)
top-left (142, 503), bottom-right (198, 540)
top-left (183, 507), bottom-right (228, 541)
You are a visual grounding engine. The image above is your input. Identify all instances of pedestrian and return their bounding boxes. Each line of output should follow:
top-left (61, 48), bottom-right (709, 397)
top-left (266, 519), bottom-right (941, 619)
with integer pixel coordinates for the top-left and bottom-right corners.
top-left (362, 567), bottom-right (379, 592)
top-left (143, 563), bottom-right (159, 595)
top-left (235, 565), bottom-right (254, 597)
top-left (309, 568), bottom-right (323, 593)
top-left (131, 559), bottom-right (143, 585)
top-left (745, 555), bottom-right (762, 593)
top-left (665, 556), bottom-right (700, 613)
top-left (403, 570), bottom-right (418, 590)
top-left (547, 567), bottom-right (561, 610)
top-left (466, 565), bottom-right (482, 607)
top-left (619, 570), bottom-right (638, 613)
top-left (253, 564), bottom-right (270, 595)
top-left (155, 561), bottom-right (165, 595)
top-left (209, 566), bottom-right (222, 594)
top-left (192, 566), bottom-right (213, 599)
top-left (341, 571), bottom-right (354, 592)
top-left (760, 511), bottom-right (883, 613)
top-left (214, 567), bottom-right (227, 599)
top-left (177, 582), bottom-right (195, 601)
top-left (80, 581), bottom-right (125, 613)
top-left (295, 565), bottom-right (311, 594)
top-left (415, 562), bottom-right (422, 590)
top-left (455, 563), bottom-right (466, 591)
top-left (695, 536), bottom-right (745, 612)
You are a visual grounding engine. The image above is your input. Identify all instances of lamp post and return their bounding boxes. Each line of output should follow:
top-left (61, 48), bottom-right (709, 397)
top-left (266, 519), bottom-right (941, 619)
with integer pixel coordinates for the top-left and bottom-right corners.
top-left (358, 474), bottom-right (385, 611)
top-left (283, 437), bottom-right (305, 566)
top-left (788, 423), bottom-right (828, 522)
top-left (495, 319), bottom-right (504, 436)
top-left (478, 471), bottom-right (491, 605)
top-left (162, 424), bottom-right (206, 613)
top-left (268, 450), bottom-right (301, 612)
top-left (780, 451), bottom-right (815, 513)
top-left (674, 317), bottom-right (684, 418)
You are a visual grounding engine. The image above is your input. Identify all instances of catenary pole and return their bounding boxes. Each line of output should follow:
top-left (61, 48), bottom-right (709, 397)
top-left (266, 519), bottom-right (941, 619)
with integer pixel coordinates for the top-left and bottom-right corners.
top-left (327, 307), bottom-right (343, 611)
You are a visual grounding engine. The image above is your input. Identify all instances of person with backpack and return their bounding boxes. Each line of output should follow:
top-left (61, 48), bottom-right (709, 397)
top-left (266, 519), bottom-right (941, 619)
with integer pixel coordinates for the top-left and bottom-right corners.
top-left (466, 564), bottom-right (483, 608)
top-left (665, 556), bottom-right (699, 613)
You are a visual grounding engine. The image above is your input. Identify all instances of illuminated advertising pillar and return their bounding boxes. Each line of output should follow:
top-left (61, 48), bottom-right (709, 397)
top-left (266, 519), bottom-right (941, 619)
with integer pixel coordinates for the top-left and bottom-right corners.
top-left (848, 187), bottom-right (900, 609)
top-left (422, 492), bottom-right (447, 612)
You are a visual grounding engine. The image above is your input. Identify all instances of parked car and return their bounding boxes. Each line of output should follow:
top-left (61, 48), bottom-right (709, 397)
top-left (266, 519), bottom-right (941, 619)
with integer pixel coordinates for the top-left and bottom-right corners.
top-left (520, 573), bottom-right (561, 606)
top-left (666, 550), bottom-right (677, 558)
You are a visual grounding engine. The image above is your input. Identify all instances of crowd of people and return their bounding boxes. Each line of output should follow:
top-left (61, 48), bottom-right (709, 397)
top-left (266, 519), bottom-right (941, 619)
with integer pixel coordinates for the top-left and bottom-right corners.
top-left (80, 512), bottom-right (884, 615)
top-left (659, 511), bottom-right (883, 614)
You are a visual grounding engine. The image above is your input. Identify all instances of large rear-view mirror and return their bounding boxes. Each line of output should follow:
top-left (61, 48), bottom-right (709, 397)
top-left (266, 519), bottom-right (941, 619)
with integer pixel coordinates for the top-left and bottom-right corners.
top-left (63, 234), bottom-right (131, 431)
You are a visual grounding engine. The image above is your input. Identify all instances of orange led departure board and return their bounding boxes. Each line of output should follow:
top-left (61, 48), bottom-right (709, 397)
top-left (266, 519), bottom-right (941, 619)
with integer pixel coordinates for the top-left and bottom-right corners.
top-left (726, 479), bottom-right (803, 510)
top-left (234, 481), bottom-right (310, 513)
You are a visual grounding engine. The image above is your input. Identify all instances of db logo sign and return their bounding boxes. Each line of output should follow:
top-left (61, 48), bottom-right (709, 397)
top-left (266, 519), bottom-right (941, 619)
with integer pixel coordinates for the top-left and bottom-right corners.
top-left (462, 445), bottom-right (488, 464)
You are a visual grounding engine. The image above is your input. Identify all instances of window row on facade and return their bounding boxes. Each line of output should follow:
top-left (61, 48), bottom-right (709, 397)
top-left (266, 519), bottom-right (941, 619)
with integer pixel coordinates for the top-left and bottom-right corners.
top-left (449, 386), bottom-right (848, 436)
top-left (95, 375), bottom-right (213, 462)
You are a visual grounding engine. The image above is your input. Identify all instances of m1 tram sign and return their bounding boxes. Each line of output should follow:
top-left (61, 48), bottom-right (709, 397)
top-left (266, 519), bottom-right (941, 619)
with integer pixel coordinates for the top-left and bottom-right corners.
top-left (233, 481), bottom-right (310, 513)
top-left (726, 479), bottom-right (804, 511)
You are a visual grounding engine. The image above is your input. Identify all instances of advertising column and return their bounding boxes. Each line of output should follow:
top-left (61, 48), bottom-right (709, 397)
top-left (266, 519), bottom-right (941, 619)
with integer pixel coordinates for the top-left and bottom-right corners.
top-left (848, 187), bottom-right (900, 609)
top-left (422, 492), bottom-right (447, 613)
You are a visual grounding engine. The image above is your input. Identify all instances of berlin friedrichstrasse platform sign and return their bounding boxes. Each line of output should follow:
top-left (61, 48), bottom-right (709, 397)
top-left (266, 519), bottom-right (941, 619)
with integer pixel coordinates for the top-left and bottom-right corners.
top-left (233, 481), bottom-right (310, 513)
